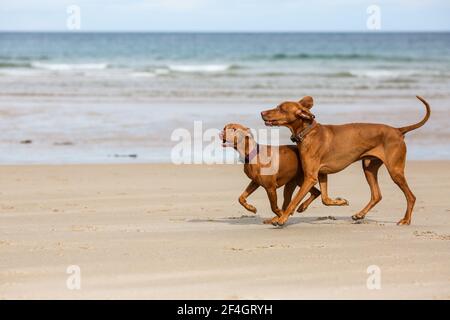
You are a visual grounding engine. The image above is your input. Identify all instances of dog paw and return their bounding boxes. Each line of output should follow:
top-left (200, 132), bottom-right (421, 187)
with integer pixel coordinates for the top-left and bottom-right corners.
top-left (246, 205), bottom-right (257, 214)
top-left (297, 204), bottom-right (308, 213)
top-left (276, 216), bottom-right (288, 226)
top-left (352, 213), bottom-right (365, 221)
top-left (323, 197), bottom-right (349, 206)
top-left (397, 218), bottom-right (411, 226)
top-left (335, 197), bottom-right (349, 206)
top-left (263, 217), bottom-right (278, 225)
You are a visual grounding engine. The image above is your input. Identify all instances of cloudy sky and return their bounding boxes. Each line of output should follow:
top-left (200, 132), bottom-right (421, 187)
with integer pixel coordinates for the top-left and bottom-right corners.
top-left (0, 0), bottom-right (449, 31)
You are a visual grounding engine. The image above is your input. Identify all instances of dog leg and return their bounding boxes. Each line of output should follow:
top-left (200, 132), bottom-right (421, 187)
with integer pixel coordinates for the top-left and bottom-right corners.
top-left (263, 188), bottom-right (282, 224)
top-left (318, 173), bottom-right (349, 206)
top-left (238, 181), bottom-right (259, 213)
top-left (390, 170), bottom-right (416, 225)
top-left (297, 186), bottom-right (320, 213)
top-left (385, 144), bottom-right (416, 225)
top-left (352, 158), bottom-right (383, 220)
top-left (272, 175), bottom-right (318, 226)
top-left (282, 180), bottom-right (297, 213)
top-left (283, 180), bottom-right (318, 214)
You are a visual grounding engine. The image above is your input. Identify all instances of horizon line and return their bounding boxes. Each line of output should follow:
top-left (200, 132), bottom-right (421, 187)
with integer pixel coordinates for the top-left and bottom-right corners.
top-left (1, 30), bottom-right (450, 33)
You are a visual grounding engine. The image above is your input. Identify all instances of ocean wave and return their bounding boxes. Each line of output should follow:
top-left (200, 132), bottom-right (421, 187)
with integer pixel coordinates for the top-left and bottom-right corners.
top-left (30, 62), bottom-right (109, 71)
top-left (0, 55), bottom-right (49, 61)
top-left (154, 68), bottom-right (171, 75)
top-left (314, 71), bottom-right (356, 78)
top-left (167, 64), bottom-right (236, 73)
top-left (254, 53), bottom-right (416, 62)
top-left (130, 71), bottom-right (156, 78)
top-left (1, 59), bottom-right (447, 82)
top-left (250, 69), bottom-right (447, 80)
top-left (349, 69), bottom-right (419, 79)
top-left (254, 70), bottom-right (405, 79)
top-left (0, 62), bottom-right (32, 68)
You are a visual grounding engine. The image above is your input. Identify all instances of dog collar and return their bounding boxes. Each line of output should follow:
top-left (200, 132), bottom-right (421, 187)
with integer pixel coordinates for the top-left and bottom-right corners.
top-left (291, 121), bottom-right (317, 143)
top-left (242, 144), bottom-right (260, 164)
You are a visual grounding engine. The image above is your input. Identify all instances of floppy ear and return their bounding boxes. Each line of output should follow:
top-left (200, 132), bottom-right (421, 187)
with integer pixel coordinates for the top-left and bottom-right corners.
top-left (299, 96), bottom-right (314, 109)
top-left (295, 108), bottom-right (315, 120)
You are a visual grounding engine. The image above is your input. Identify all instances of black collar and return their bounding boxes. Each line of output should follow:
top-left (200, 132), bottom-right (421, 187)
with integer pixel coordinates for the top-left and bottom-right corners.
top-left (242, 144), bottom-right (260, 164)
top-left (291, 121), bottom-right (317, 143)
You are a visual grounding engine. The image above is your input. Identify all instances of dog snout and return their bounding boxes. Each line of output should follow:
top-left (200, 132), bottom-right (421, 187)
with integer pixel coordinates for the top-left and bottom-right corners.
top-left (261, 111), bottom-right (268, 119)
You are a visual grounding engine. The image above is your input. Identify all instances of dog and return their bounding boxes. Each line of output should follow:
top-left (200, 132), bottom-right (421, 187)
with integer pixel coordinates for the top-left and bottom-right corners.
top-left (261, 96), bottom-right (430, 226)
top-left (220, 123), bottom-right (348, 223)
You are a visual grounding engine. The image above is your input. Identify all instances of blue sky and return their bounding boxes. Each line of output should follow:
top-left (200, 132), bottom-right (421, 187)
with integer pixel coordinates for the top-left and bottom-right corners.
top-left (1, 0), bottom-right (449, 31)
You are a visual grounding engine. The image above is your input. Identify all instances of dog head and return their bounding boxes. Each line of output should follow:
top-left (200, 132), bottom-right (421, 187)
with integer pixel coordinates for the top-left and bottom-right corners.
top-left (220, 123), bottom-right (253, 149)
top-left (261, 96), bottom-right (315, 127)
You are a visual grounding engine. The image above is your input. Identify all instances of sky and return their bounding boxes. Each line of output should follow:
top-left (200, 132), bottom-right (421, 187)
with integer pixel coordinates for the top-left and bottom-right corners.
top-left (0, 0), bottom-right (449, 32)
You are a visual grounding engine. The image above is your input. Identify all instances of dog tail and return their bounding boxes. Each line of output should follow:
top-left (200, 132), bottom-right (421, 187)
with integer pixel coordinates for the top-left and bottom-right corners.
top-left (397, 96), bottom-right (431, 135)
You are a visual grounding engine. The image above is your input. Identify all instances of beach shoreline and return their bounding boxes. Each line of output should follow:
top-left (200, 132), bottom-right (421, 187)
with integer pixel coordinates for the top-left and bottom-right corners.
top-left (1, 98), bottom-right (449, 164)
top-left (1, 161), bottom-right (449, 299)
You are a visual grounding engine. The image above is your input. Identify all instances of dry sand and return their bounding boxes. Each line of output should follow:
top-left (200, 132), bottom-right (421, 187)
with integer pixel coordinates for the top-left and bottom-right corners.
top-left (0, 161), bottom-right (449, 299)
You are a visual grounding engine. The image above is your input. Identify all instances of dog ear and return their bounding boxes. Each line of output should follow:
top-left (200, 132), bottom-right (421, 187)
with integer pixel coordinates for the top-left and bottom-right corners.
top-left (299, 96), bottom-right (314, 109)
top-left (295, 108), bottom-right (315, 120)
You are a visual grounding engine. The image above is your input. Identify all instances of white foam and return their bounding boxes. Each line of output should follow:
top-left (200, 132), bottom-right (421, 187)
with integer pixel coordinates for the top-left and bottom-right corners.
top-left (154, 68), bottom-right (170, 75)
top-left (168, 64), bottom-right (231, 73)
top-left (349, 69), bottom-right (424, 79)
top-left (131, 71), bottom-right (156, 78)
top-left (31, 62), bottom-right (108, 71)
top-left (0, 69), bottom-right (41, 76)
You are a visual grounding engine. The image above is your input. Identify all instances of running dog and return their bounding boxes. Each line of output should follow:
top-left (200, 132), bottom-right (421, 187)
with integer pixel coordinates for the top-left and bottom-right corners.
top-left (261, 96), bottom-right (430, 226)
top-left (221, 123), bottom-right (348, 223)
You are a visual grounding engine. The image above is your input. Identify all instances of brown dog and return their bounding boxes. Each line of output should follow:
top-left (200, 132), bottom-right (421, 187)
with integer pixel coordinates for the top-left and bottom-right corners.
top-left (221, 123), bottom-right (348, 223)
top-left (261, 96), bottom-right (430, 226)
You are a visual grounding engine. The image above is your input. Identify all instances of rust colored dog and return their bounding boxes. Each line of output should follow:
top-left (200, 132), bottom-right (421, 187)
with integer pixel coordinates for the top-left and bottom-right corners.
top-left (221, 123), bottom-right (348, 223)
top-left (261, 96), bottom-right (430, 226)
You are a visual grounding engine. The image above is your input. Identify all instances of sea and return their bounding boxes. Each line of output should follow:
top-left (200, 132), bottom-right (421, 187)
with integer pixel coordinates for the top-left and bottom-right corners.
top-left (0, 32), bottom-right (449, 163)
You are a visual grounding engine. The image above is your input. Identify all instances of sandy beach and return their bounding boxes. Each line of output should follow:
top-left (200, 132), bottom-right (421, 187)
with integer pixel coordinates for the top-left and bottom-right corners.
top-left (1, 161), bottom-right (449, 299)
top-left (1, 4), bottom-right (450, 306)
